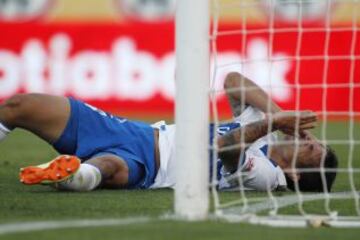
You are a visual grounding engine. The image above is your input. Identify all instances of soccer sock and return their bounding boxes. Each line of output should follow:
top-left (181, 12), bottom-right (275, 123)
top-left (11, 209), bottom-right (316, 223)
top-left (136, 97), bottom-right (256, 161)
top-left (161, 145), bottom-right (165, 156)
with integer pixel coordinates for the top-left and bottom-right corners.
top-left (0, 122), bottom-right (11, 142)
top-left (56, 163), bottom-right (102, 191)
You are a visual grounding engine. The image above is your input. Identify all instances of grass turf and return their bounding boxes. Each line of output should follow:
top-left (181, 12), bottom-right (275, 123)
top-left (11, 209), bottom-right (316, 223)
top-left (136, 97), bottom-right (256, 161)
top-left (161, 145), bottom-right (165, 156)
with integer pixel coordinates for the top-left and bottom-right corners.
top-left (0, 122), bottom-right (359, 239)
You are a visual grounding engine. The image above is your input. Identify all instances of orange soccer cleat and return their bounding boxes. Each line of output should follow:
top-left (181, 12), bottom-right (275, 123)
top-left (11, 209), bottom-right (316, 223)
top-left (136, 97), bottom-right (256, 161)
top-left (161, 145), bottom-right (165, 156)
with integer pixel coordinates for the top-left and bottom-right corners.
top-left (19, 155), bottom-right (81, 185)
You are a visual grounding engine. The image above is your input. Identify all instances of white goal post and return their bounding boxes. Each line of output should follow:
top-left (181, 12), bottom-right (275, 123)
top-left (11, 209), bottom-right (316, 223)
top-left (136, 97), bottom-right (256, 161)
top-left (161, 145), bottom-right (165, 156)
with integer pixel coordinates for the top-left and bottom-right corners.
top-left (175, 0), bottom-right (210, 220)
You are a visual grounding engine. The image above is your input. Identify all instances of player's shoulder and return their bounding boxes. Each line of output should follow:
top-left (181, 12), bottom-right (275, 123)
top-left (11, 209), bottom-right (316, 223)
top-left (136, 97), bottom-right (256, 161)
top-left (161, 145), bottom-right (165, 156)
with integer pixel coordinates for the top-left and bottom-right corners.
top-left (238, 146), bottom-right (286, 191)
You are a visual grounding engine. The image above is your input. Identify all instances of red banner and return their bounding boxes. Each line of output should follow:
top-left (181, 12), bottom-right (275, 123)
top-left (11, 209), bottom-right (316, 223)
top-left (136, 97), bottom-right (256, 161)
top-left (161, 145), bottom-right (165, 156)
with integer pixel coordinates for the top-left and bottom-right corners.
top-left (0, 22), bottom-right (359, 118)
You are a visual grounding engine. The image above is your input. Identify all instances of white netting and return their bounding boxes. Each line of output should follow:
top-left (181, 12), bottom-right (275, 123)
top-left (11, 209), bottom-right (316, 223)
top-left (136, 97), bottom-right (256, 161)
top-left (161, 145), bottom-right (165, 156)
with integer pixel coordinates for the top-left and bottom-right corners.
top-left (209, 0), bottom-right (360, 227)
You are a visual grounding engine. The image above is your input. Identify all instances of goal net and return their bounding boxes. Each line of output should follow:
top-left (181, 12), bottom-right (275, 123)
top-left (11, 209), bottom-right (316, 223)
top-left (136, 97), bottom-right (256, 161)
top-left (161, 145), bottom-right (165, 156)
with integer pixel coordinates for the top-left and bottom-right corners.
top-left (207, 0), bottom-right (360, 227)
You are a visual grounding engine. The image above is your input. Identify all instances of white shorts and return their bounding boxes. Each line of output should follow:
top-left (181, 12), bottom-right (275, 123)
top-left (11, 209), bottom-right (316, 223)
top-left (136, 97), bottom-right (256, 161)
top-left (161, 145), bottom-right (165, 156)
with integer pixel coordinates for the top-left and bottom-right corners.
top-left (149, 122), bottom-right (176, 189)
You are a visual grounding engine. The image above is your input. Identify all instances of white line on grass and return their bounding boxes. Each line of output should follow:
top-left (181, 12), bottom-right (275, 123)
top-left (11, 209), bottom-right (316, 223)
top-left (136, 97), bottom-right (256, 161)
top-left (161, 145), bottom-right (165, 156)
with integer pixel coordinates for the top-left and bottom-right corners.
top-left (1, 191), bottom-right (359, 235)
top-left (0, 217), bottom-right (151, 236)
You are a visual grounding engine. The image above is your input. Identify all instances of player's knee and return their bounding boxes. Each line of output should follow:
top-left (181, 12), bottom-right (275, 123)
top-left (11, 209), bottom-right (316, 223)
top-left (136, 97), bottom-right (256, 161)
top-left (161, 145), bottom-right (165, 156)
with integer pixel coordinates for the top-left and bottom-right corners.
top-left (224, 72), bottom-right (241, 89)
top-left (2, 94), bottom-right (38, 124)
top-left (86, 155), bottom-right (129, 187)
top-left (86, 155), bottom-right (126, 179)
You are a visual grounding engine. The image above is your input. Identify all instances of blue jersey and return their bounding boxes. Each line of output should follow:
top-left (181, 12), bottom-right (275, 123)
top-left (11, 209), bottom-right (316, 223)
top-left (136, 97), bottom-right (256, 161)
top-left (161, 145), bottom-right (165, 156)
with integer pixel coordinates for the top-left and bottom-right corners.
top-left (53, 98), bottom-right (243, 189)
top-left (209, 122), bottom-right (241, 181)
top-left (53, 98), bottom-right (156, 189)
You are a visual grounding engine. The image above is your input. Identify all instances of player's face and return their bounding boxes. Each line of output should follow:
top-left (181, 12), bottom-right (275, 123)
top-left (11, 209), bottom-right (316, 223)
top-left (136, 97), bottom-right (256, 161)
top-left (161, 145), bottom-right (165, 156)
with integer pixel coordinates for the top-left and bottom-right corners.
top-left (285, 132), bottom-right (325, 168)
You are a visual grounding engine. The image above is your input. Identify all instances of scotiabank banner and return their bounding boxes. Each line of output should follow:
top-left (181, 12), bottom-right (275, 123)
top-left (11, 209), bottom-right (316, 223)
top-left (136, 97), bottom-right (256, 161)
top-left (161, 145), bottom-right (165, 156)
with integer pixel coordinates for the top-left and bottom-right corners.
top-left (0, 22), bottom-right (359, 118)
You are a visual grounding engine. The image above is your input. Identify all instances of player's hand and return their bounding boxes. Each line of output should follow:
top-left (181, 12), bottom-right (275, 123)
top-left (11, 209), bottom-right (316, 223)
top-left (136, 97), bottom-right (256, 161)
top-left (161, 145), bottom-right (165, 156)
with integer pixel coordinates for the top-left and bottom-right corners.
top-left (271, 111), bottom-right (317, 136)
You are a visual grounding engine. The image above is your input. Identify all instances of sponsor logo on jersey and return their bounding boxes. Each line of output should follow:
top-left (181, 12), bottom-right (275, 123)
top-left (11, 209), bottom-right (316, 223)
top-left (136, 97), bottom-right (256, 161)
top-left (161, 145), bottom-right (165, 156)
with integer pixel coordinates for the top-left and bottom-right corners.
top-left (244, 157), bottom-right (255, 171)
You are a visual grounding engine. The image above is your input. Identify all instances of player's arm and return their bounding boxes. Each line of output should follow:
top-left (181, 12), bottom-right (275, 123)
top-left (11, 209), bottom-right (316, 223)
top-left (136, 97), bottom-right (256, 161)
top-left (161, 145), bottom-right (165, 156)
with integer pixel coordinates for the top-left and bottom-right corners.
top-left (218, 111), bottom-right (317, 171)
top-left (224, 72), bottom-right (282, 116)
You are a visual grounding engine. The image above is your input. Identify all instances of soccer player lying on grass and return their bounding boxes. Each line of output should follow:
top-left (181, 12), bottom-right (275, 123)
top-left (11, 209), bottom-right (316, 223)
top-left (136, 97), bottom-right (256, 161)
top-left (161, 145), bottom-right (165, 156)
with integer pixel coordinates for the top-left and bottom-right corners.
top-left (218, 72), bottom-right (338, 192)
top-left (0, 72), bottom-right (337, 192)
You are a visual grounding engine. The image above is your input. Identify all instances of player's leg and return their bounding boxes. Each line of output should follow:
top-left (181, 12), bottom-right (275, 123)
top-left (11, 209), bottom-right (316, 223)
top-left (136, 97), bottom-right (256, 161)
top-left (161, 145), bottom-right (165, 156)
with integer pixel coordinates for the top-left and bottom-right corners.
top-left (20, 154), bottom-right (131, 191)
top-left (82, 154), bottom-right (130, 189)
top-left (0, 93), bottom-right (70, 144)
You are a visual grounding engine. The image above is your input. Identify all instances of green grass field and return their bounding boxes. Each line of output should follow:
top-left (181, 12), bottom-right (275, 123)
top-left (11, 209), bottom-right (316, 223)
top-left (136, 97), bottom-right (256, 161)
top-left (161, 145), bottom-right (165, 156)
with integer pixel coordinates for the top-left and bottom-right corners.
top-left (0, 121), bottom-right (360, 239)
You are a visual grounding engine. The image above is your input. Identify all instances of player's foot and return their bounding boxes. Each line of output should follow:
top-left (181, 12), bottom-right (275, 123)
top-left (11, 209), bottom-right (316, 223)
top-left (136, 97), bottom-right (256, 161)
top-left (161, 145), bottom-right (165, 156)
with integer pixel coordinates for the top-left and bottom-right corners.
top-left (19, 155), bottom-right (81, 185)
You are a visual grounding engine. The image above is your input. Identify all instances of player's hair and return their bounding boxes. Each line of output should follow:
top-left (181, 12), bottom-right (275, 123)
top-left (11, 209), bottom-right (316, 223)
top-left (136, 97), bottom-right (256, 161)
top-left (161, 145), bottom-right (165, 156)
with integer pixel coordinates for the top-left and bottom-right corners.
top-left (285, 146), bottom-right (338, 192)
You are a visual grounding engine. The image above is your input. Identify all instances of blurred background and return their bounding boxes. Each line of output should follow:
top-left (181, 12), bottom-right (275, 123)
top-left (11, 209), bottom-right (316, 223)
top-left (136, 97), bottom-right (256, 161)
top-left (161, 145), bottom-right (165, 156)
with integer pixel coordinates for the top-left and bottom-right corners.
top-left (0, 0), bottom-right (359, 120)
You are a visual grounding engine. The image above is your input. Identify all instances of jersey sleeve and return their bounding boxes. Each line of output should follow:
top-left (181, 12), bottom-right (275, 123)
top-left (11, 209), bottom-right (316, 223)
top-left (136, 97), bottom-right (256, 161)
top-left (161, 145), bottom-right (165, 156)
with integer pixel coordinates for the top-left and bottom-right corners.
top-left (219, 149), bottom-right (285, 191)
top-left (240, 153), bottom-right (279, 191)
